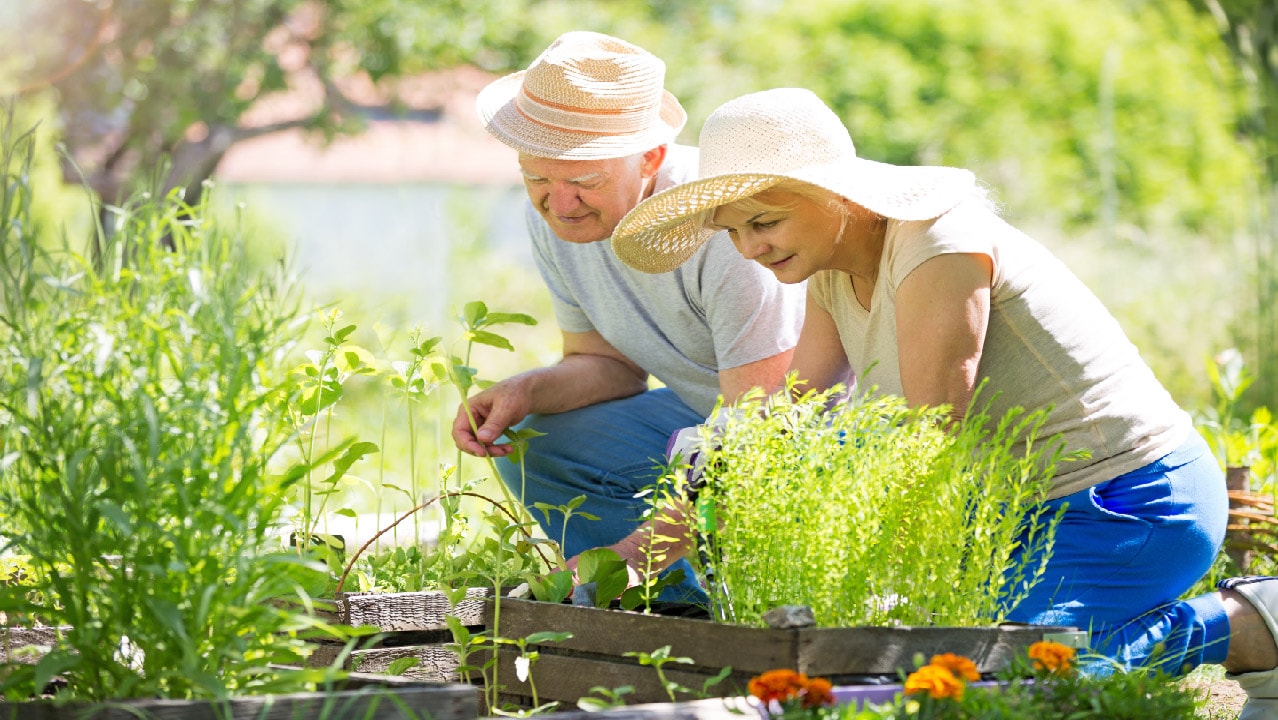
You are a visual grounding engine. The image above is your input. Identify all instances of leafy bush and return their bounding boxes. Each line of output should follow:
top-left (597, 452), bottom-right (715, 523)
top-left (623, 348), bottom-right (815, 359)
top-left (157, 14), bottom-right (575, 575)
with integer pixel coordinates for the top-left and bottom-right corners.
top-left (0, 116), bottom-right (360, 701)
top-left (697, 383), bottom-right (1066, 628)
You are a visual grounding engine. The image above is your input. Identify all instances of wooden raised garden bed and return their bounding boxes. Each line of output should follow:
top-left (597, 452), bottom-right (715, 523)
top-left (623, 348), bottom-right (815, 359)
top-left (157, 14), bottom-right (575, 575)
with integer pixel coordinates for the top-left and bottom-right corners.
top-left (2, 674), bottom-right (479, 720)
top-left (485, 598), bottom-right (1085, 707)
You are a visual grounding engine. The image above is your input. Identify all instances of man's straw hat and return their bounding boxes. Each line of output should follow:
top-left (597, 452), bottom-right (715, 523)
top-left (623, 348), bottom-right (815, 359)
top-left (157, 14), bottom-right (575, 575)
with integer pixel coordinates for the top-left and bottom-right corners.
top-left (612, 88), bottom-right (977, 274)
top-left (476, 31), bottom-right (687, 160)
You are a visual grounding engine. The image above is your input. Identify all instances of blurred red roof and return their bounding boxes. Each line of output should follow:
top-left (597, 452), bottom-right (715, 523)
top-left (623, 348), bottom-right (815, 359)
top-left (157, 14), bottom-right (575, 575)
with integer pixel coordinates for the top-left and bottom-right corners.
top-left (216, 66), bottom-right (520, 185)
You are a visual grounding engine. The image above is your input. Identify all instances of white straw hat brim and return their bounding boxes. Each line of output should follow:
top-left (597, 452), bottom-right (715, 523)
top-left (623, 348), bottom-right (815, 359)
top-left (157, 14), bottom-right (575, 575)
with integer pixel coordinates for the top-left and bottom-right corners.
top-left (613, 158), bottom-right (976, 274)
top-left (477, 69), bottom-right (687, 160)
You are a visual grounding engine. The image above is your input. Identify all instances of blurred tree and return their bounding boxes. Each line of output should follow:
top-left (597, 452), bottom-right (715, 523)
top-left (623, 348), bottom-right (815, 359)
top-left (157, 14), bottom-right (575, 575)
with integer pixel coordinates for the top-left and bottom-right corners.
top-left (1186, 0), bottom-right (1277, 408)
top-left (0, 0), bottom-right (541, 208)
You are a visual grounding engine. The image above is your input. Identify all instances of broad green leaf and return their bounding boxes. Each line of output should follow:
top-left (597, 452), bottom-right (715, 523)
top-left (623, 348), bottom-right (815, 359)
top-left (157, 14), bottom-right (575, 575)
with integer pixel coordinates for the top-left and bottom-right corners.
top-left (467, 329), bottom-right (514, 352)
top-left (462, 301), bottom-right (487, 328)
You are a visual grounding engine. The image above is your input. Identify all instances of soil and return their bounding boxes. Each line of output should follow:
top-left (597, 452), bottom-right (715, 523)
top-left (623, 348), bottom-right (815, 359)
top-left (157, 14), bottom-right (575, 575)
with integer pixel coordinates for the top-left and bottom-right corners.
top-left (1184, 675), bottom-right (1246, 719)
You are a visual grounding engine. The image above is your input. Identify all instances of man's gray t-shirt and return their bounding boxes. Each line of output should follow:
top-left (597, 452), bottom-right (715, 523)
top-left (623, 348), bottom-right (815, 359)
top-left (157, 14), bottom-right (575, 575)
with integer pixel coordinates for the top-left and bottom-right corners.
top-left (526, 144), bottom-right (806, 417)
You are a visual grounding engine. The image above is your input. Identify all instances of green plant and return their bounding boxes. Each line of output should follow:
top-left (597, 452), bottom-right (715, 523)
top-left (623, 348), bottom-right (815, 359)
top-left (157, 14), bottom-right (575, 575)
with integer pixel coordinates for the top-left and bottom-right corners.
top-left (275, 296), bottom-right (563, 599)
top-left (0, 118), bottom-right (363, 701)
top-left (576, 684), bottom-right (635, 711)
top-left (624, 645), bottom-right (731, 703)
top-left (697, 380), bottom-right (1067, 628)
top-left (499, 630), bottom-right (572, 713)
top-left (1196, 349), bottom-right (1278, 485)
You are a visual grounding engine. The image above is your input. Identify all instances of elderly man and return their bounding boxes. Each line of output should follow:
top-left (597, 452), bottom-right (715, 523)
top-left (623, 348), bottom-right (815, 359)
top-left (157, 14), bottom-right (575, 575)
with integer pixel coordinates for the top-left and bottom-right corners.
top-left (452, 31), bottom-right (804, 603)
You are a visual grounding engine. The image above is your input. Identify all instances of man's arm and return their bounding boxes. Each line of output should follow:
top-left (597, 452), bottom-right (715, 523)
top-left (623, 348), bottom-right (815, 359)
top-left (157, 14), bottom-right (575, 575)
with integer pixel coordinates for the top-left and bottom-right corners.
top-left (717, 349), bottom-right (793, 403)
top-left (452, 330), bottom-right (648, 457)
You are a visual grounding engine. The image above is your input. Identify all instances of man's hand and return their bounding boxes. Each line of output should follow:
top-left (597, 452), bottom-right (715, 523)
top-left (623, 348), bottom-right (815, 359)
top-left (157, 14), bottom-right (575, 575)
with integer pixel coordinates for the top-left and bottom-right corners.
top-left (565, 543), bottom-right (644, 589)
top-left (451, 379), bottom-right (532, 457)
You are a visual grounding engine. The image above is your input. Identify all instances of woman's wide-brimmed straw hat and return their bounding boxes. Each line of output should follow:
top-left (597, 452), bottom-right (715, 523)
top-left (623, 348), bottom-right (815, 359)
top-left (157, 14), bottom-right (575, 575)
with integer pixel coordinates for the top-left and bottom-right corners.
top-left (476, 31), bottom-right (687, 160)
top-left (612, 88), bottom-right (977, 274)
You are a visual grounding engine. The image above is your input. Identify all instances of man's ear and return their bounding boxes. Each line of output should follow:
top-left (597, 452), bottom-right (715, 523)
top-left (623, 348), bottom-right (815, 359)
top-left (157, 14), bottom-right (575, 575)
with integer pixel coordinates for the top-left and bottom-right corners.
top-left (640, 145), bottom-right (669, 178)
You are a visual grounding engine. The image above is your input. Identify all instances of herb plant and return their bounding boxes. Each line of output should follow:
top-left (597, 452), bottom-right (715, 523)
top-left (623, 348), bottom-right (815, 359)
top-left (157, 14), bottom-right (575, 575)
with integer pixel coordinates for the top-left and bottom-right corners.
top-left (696, 381), bottom-right (1067, 628)
top-left (0, 118), bottom-right (361, 701)
top-left (1196, 348), bottom-right (1277, 486)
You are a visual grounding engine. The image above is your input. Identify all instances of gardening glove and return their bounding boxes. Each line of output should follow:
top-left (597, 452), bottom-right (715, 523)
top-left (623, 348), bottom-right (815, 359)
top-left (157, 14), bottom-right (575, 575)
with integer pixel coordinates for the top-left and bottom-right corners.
top-left (664, 407), bottom-right (743, 497)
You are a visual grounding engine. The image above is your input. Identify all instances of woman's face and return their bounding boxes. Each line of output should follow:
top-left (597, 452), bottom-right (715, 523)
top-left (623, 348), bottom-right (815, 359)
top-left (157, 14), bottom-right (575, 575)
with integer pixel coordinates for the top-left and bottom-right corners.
top-left (710, 189), bottom-right (854, 283)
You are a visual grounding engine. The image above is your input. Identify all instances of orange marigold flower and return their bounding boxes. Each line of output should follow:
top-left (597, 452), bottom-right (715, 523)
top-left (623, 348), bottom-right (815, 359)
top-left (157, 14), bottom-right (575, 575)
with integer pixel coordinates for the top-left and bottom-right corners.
top-left (801, 676), bottom-right (834, 708)
top-left (903, 664), bottom-right (965, 700)
top-left (1028, 641), bottom-right (1076, 675)
top-left (930, 653), bottom-right (980, 682)
top-left (748, 669), bottom-right (808, 704)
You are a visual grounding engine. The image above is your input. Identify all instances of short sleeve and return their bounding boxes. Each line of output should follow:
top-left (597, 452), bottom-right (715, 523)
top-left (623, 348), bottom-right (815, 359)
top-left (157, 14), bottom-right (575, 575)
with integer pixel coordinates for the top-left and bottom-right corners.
top-left (884, 201), bottom-right (998, 293)
top-left (695, 232), bottom-right (806, 370)
top-left (526, 201), bottom-right (594, 334)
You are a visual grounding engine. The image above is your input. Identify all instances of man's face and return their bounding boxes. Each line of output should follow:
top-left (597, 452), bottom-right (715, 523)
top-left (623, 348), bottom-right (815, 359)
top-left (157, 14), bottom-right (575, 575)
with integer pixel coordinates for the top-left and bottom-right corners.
top-left (518, 151), bottom-right (657, 244)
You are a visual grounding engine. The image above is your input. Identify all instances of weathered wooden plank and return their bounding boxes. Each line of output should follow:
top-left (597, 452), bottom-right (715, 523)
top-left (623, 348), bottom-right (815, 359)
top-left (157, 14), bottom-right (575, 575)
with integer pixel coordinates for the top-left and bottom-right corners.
top-left (490, 649), bottom-right (751, 709)
top-left (0, 683), bottom-right (479, 720)
top-left (507, 695), bottom-right (757, 720)
top-left (797, 624), bottom-right (1067, 677)
top-left (491, 599), bottom-right (796, 674)
top-left (485, 598), bottom-right (1083, 707)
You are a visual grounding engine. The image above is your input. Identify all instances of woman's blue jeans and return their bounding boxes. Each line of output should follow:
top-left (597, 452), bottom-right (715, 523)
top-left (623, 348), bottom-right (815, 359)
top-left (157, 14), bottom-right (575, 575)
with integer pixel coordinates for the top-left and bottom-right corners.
top-left (1006, 432), bottom-right (1232, 673)
top-left (495, 388), bottom-right (708, 604)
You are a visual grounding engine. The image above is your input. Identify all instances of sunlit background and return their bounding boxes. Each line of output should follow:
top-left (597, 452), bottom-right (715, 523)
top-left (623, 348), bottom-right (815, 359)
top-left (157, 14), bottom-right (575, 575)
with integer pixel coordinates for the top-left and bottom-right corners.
top-left (3, 0), bottom-right (1276, 545)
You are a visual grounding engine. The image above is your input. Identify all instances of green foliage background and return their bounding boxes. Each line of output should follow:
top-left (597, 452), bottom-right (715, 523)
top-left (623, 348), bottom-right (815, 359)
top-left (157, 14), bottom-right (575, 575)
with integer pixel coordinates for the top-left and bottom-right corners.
top-left (3, 0), bottom-right (1274, 512)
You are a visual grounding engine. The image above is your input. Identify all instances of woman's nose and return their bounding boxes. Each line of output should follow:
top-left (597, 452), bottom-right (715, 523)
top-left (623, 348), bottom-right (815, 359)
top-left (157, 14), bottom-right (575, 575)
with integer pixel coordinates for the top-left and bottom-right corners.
top-left (734, 232), bottom-right (768, 260)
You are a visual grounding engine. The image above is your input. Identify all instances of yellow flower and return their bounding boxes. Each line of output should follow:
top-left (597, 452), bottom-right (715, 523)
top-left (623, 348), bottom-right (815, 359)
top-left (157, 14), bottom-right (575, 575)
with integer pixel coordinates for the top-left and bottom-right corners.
top-left (930, 653), bottom-right (979, 682)
top-left (1028, 641), bottom-right (1076, 675)
top-left (904, 664), bottom-right (965, 700)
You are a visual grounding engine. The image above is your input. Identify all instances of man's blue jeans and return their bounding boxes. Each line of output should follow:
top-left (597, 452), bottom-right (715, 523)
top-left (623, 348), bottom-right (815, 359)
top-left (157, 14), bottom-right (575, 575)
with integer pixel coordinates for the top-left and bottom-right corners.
top-left (495, 388), bottom-right (708, 604)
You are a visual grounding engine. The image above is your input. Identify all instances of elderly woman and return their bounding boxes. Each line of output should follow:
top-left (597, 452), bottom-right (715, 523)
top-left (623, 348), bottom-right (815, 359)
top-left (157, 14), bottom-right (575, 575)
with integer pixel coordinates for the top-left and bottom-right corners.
top-left (607, 87), bottom-right (1278, 717)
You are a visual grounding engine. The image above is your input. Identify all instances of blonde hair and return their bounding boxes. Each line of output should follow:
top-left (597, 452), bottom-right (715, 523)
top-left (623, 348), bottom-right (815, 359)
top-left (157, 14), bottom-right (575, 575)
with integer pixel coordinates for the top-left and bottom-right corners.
top-left (695, 178), bottom-right (996, 239)
top-left (696, 180), bottom-right (858, 238)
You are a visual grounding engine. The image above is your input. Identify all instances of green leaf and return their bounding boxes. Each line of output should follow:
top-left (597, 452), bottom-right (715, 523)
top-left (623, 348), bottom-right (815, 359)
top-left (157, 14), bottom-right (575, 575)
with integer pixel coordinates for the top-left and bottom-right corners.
top-left (99, 501), bottom-right (133, 535)
top-left (482, 312), bottom-right (537, 327)
top-left (32, 650), bottom-right (79, 697)
top-left (593, 565), bottom-right (631, 608)
top-left (445, 615), bottom-right (470, 646)
top-left (325, 441), bottom-right (379, 484)
top-left (527, 570), bottom-right (574, 603)
top-left (462, 301), bottom-right (488, 328)
top-left (387, 657), bottom-right (421, 676)
top-left (574, 547), bottom-right (623, 584)
top-left (524, 630), bottom-right (572, 645)
top-left (333, 324), bottom-right (357, 343)
top-left (467, 329), bottom-right (514, 352)
top-left (415, 336), bottom-right (443, 357)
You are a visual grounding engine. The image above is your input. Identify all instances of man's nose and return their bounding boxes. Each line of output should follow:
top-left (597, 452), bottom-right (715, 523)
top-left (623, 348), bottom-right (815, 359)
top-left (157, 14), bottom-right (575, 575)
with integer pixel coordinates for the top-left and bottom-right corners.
top-left (545, 184), bottom-right (581, 215)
